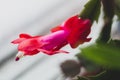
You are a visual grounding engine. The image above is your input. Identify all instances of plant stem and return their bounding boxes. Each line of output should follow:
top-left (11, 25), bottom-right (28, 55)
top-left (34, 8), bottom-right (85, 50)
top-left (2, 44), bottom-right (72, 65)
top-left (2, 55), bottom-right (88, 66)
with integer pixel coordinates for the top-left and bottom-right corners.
top-left (97, 0), bottom-right (115, 44)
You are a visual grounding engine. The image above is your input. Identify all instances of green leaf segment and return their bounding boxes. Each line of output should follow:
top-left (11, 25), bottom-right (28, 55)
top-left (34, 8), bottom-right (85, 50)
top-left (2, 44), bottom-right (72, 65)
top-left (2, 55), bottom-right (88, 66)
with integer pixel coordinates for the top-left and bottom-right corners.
top-left (79, 0), bottom-right (101, 23)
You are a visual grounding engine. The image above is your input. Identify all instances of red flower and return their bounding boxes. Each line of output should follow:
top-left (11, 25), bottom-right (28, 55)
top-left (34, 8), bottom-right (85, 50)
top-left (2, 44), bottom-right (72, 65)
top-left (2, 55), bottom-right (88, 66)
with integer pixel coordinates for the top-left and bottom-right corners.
top-left (12, 15), bottom-right (91, 61)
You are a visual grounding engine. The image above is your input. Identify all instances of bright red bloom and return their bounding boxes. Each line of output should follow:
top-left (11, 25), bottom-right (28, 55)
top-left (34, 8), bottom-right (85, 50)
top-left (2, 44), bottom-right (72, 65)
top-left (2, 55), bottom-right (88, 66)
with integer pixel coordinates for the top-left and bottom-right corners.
top-left (12, 15), bottom-right (91, 61)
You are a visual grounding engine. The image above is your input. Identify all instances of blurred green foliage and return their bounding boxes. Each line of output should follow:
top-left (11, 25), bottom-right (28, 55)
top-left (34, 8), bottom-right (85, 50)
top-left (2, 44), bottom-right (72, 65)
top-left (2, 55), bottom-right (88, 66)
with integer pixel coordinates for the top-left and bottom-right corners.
top-left (81, 44), bottom-right (120, 69)
top-left (115, 0), bottom-right (120, 20)
top-left (76, 0), bottom-right (120, 80)
top-left (79, 0), bottom-right (101, 23)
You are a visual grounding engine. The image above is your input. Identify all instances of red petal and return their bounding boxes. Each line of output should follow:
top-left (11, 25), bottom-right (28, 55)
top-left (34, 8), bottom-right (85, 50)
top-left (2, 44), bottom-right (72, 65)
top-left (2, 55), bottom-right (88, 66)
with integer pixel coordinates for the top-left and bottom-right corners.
top-left (19, 33), bottom-right (32, 38)
top-left (11, 38), bottom-right (26, 44)
top-left (51, 26), bottom-right (63, 32)
top-left (68, 19), bottom-right (91, 48)
top-left (51, 15), bottom-right (79, 32)
top-left (63, 15), bottom-right (79, 30)
top-left (24, 49), bottom-right (39, 55)
top-left (37, 49), bottom-right (53, 55)
top-left (37, 49), bottom-right (68, 55)
top-left (20, 33), bottom-right (42, 38)
top-left (70, 38), bottom-right (91, 48)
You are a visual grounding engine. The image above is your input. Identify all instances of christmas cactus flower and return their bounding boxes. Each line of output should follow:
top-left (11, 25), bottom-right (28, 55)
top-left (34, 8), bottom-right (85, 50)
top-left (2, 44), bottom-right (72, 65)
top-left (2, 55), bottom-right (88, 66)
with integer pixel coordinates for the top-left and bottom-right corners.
top-left (11, 15), bottom-right (92, 61)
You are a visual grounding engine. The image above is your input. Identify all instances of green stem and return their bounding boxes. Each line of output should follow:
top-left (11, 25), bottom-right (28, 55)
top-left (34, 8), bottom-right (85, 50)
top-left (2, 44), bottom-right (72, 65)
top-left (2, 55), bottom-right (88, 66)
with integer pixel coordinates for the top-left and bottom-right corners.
top-left (97, 0), bottom-right (115, 44)
top-left (79, 0), bottom-right (101, 23)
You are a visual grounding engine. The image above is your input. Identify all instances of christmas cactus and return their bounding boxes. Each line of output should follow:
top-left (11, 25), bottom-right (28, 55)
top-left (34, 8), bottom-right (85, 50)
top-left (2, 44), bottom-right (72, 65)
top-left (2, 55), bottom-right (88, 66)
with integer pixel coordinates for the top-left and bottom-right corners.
top-left (12, 0), bottom-right (120, 80)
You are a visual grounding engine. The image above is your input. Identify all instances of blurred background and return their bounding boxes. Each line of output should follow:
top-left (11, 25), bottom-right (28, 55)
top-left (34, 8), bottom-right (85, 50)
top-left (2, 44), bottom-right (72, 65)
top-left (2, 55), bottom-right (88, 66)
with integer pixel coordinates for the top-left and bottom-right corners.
top-left (0, 0), bottom-right (102, 80)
